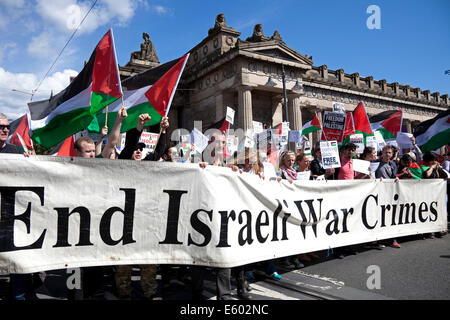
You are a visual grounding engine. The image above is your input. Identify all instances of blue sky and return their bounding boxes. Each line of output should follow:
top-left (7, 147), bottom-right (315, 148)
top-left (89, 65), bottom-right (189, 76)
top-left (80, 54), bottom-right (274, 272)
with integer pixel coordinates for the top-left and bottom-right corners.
top-left (1, 0), bottom-right (449, 120)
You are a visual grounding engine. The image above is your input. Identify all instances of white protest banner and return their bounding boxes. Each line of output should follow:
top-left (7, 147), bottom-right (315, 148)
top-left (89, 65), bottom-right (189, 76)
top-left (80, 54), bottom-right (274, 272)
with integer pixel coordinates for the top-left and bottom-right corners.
top-left (320, 140), bottom-right (341, 169)
top-left (349, 133), bottom-right (365, 154)
top-left (332, 102), bottom-right (346, 114)
top-left (352, 158), bottom-right (371, 174)
top-left (190, 128), bottom-right (209, 153)
top-left (225, 106), bottom-right (235, 125)
top-left (396, 132), bottom-right (414, 149)
top-left (321, 111), bottom-right (346, 143)
top-left (0, 155), bottom-right (446, 274)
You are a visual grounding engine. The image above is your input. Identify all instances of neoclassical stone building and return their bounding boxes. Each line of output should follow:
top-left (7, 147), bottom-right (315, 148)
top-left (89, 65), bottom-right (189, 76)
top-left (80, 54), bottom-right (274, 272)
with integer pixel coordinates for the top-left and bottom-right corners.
top-left (119, 14), bottom-right (449, 146)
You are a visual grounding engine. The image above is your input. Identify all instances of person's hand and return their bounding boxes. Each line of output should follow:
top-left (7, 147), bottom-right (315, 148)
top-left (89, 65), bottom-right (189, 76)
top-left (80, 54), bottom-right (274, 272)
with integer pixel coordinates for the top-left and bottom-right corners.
top-left (100, 126), bottom-right (108, 137)
top-left (137, 113), bottom-right (151, 131)
top-left (118, 106), bottom-right (127, 121)
top-left (257, 172), bottom-right (265, 180)
top-left (23, 150), bottom-right (35, 157)
top-left (160, 117), bottom-right (169, 132)
top-left (199, 162), bottom-right (208, 169)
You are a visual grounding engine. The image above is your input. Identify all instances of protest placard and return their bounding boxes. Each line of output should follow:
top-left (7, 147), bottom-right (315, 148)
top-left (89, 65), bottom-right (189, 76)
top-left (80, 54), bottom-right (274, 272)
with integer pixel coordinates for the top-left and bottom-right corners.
top-left (349, 133), bottom-right (365, 153)
top-left (321, 111), bottom-right (346, 142)
top-left (225, 106), bottom-right (235, 125)
top-left (320, 140), bottom-right (341, 169)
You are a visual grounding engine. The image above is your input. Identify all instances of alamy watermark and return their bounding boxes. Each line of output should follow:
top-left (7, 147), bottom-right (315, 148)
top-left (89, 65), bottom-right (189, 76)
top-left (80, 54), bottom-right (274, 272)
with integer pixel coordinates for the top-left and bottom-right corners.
top-left (366, 265), bottom-right (381, 289)
top-left (366, 5), bottom-right (381, 30)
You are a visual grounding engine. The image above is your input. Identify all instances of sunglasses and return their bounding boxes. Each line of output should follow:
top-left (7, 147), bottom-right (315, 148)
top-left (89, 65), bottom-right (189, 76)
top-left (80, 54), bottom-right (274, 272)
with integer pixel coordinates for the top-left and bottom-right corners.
top-left (0, 124), bottom-right (11, 130)
top-left (135, 146), bottom-right (144, 151)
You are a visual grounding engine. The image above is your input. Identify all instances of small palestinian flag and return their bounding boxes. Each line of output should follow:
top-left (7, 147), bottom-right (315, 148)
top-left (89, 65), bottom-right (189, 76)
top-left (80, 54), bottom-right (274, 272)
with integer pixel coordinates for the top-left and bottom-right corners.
top-left (407, 163), bottom-right (423, 179)
top-left (342, 112), bottom-right (355, 142)
top-left (369, 110), bottom-right (402, 140)
top-left (87, 54), bottom-right (189, 133)
top-left (8, 114), bottom-right (33, 152)
top-left (28, 28), bottom-right (122, 148)
top-left (301, 113), bottom-right (322, 136)
top-left (49, 135), bottom-right (77, 157)
top-left (413, 109), bottom-right (450, 152)
top-left (353, 102), bottom-right (372, 135)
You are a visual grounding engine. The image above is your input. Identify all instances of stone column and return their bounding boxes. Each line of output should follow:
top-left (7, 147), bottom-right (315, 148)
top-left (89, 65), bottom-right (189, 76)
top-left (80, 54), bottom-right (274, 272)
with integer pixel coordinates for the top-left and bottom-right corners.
top-left (287, 94), bottom-right (303, 151)
top-left (215, 93), bottom-right (224, 122)
top-left (271, 95), bottom-right (283, 127)
top-left (237, 86), bottom-right (253, 131)
top-left (287, 93), bottom-right (303, 131)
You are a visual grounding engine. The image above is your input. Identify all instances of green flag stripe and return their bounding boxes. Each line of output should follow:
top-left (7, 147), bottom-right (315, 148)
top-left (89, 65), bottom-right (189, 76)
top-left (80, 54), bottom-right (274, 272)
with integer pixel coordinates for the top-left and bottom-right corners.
top-left (88, 102), bottom-right (163, 133)
top-left (32, 106), bottom-right (92, 148)
top-left (91, 92), bottom-right (120, 114)
top-left (418, 129), bottom-right (450, 152)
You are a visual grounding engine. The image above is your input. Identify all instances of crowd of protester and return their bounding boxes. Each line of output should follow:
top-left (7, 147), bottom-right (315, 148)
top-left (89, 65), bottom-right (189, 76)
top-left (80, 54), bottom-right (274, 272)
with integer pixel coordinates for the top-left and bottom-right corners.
top-left (1, 111), bottom-right (448, 300)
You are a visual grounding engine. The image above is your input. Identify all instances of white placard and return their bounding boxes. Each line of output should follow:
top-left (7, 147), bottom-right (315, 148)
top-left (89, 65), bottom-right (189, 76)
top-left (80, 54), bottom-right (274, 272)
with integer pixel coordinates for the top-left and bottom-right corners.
top-left (349, 133), bottom-right (365, 153)
top-left (190, 128), bottom-right (209, 153)
top-left (253, 121), bottom-right (264, 134)
top-left (352, 158), bottom-right (371, 174)
top-left (369, 162), bottom-right (380, 178)
top-left (289, 130), bottom-right (301, 143)
top-left (332, 102), bottom-right (346, 114)
top-left (396, 132), bottom-right (414, 148)
top-left (225, 106), bottom-right (235, 125)
top-left (374, 131), bottom-right (386, 149)
top-left (296, 170), bottom-right (311, 180)
top-left (365, 136), bottom-right (378, 151)
top-left (320, 140), bottom-right (341, 169)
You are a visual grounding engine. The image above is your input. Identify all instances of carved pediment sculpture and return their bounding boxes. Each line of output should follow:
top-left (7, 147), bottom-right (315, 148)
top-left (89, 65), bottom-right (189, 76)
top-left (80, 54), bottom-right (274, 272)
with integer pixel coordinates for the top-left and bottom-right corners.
top-left (131, 32), bottom-right (159, 63)
top-left (208, 13), bottom-right (227, 35)
top-left (246, 24), bottom-right (270, 42)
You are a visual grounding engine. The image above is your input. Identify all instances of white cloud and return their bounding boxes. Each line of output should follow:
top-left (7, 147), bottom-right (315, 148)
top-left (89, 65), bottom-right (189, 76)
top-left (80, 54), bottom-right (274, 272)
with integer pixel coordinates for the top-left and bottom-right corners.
top-left (0, 67), bottom-right (78, 119)
top-left (0, 42), bottom-right (18, 63)
top-left (35, 0), bottom-right (139, 34)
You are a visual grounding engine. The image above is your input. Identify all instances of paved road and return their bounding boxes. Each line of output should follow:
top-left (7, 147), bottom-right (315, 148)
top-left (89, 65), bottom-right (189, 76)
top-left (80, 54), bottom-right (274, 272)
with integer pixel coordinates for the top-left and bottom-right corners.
top-left (1, 234), bottom-right (448, 301)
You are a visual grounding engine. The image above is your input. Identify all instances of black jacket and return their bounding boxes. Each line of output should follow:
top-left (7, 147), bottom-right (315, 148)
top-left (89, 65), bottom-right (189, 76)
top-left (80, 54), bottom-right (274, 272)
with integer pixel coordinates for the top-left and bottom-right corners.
top-left (118, 128), bottom-right (166, 161)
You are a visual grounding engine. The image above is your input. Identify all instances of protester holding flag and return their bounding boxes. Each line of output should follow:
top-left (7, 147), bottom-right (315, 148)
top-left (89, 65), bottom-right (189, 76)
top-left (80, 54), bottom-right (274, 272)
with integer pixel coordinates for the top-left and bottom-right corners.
top-left (397, 153), bottom-right (423, 180)
top-left (101, 106), bottom-right (128, 159)
top-left (118, 114), bottom-right (169, 161)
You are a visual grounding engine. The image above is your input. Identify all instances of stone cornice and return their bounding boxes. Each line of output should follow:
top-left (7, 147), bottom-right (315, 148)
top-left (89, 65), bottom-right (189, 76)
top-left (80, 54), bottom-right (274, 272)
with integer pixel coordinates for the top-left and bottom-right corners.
top-left (308, 65), bottom-right (449, 108)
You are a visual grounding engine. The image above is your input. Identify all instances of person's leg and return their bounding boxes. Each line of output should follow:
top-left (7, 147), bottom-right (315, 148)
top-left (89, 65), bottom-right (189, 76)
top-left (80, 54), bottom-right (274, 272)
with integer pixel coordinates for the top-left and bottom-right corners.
top-left (114, 265), bottom-right (133, 299)
top-left (216, 268), bottom-right (232, 300)
top-left (140, 264), bottom-right (158, 299)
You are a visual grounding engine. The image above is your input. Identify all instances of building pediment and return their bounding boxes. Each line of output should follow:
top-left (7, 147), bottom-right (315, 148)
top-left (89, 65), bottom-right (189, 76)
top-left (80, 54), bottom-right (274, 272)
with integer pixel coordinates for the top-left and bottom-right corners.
top-left (237, 39), bottom-right (313, 69)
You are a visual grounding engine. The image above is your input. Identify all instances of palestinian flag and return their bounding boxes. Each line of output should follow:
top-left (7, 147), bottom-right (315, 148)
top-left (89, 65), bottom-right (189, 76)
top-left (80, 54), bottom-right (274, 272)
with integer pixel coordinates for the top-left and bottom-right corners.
top-left (369, 110), bottom-right (402, 140)
top-left (353, 102), bottom-right (372, 135)
top-left (301, 113), bottom-right (322, 136)
top-left (342, 112), bottom-right (355, 142)
top-left (28, 28), bottom-right (122, 148)
top-left (407, 163), bottom-right (423, 179)
top-left (87, 53), bottom-right (189, 133)
top-left (8, 114), bottom-right (34, 151)
top-left (413, 109), bottom-right (450, 152)
top-left (49, 135), bottom-right (76, 157)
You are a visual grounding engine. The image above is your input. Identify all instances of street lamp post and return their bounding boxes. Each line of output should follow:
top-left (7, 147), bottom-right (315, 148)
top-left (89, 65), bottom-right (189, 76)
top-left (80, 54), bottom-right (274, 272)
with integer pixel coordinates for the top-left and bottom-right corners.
top-left (281, 64), bottom-right (288, 123)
